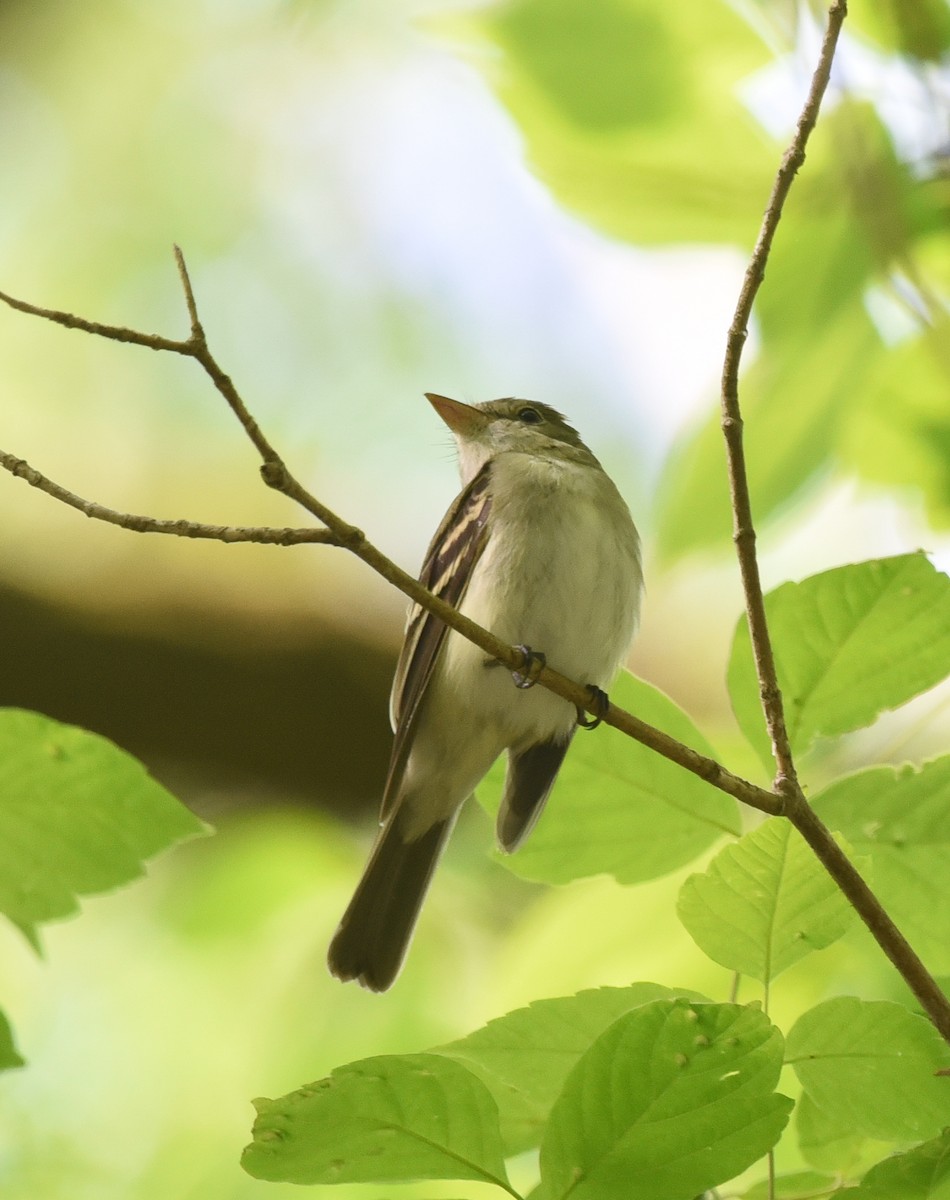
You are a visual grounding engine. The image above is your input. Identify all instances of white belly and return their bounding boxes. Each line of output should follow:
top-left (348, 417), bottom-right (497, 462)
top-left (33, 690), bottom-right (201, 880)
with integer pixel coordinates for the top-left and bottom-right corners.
top-left (440, 450), bottom-right (642, 746)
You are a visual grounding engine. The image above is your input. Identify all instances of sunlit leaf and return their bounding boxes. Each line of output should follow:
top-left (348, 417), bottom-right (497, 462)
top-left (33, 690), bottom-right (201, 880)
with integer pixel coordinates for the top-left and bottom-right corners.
top-left (0, 708), bottom-right (208, 949)
top-left (480, 672), bottom-right (740, 885)
top-left (843, 324), bottom-right (950, 530)
top-left (242, 1053), bottom-right (511, 1187)
top-left (677, 819), bottom-right (857, 982)
top-left (435, 982), bottom-right (707, 1155)
top-left (786, 997), bottom-right (950, 1142)
top-left (466, 0), bottom-right (776, 245)
top-left (536, 999), bottom-right (792, 1200)
top-left (852, 1130), bottom-right (950, 1198)
top-left (727, 554), bottom-right (950, 769)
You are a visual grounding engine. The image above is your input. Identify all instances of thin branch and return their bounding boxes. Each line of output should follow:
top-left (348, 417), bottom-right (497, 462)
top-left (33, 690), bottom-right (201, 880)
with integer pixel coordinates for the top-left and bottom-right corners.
top-left (0, 451), bottom-right (341, 546)
top-left (0, 285), bottom-right (188, 354)
top-left (715, 0), bottom-right (950, 1044)
top-left (0, 410), bottom-right (778, 815)
top-left (4, 8), bottom-right (950, 1044)
top-left (789, 795), bottom-right (950, 1042)
top-left (720, 0), bottom-right (847, 795)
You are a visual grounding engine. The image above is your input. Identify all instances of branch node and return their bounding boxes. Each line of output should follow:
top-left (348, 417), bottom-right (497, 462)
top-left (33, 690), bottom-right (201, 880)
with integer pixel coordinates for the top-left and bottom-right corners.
top-left (260, 460), bottom-right (287, 490)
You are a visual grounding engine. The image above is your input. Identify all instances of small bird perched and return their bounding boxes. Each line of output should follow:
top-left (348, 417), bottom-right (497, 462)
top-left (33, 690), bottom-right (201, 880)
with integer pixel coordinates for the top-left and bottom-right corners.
top-left (328, 394), bottom-right (643, 990)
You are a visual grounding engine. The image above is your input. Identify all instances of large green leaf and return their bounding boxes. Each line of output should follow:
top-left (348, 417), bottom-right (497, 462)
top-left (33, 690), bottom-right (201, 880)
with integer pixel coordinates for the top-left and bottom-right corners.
top-left (242, 1053), bottom-right (511, 1188)
top-left (786, 997), bottom-right (950, 1143)
top-left (435, 983), bottom-right (706, 1155)
top-left (727, 554), bottom-right (950, 770)
top-left (852, 1131), bottom-right (950, 1198)
top-left (677, 819), bottom-right (857, 982)
top-left (466, 0), bottom-right (776, 245)
top-left (536, 998), bottom-right (792, 1200)
top-left (480, 671), bottom-right (740, 885)
top-left (0, 708), bottom-right (208, 948)
top-left (813, 756), bottom-right (950, 971)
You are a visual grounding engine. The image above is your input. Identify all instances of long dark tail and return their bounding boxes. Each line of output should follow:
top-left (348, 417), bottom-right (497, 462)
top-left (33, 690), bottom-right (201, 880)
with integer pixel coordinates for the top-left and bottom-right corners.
top-left (328, 814), bottom-right (454, 992)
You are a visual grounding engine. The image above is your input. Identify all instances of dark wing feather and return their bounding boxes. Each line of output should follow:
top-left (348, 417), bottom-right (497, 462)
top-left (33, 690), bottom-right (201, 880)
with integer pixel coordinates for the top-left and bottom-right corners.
top-left (380, 464), bottom-right (493, 820)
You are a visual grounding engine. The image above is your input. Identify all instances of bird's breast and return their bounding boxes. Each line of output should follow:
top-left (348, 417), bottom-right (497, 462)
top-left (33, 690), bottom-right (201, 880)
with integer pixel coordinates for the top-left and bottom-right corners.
top-left (460, 453), bottom-right (642, 686)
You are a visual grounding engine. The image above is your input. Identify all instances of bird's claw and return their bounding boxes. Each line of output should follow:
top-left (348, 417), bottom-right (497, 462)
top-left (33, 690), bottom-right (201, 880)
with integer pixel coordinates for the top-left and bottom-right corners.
top-left (512, 645), bottom-right (546, 689)
top-left (577, 685), bottom-right (609, 729)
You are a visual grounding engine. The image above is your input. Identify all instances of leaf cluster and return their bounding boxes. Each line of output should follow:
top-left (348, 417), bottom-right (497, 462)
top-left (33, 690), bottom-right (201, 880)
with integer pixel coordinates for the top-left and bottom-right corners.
top-left (242, 553), bottom-right (950, 1198)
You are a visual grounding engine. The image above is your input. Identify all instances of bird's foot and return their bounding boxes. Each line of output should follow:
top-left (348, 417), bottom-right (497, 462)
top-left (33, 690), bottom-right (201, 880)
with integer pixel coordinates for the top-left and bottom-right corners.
top-left (512, 645), bottom-right (546, 689)
top-left (577, 685), bottom-right (609, 729)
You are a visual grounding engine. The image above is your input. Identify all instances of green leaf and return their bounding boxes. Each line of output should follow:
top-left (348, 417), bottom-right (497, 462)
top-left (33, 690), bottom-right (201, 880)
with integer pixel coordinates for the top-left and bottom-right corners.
top-left (786, 997), bottom-right (950, 1143)
top-left (847, 0), bottom-right (950, 61)
top-left (241, 1053), bottom-right (512, 1188)
top-left (480, 672), bottom-right (740, 885)
top-left (536, 999), bottom-right (792, 1200)
top-left (0, 708), bottom-right (208, 948)
top-left (741, 1170), bottom-right (838, 1199)
top-left (796, 1089), bottom-right (867, 1175)
top-left (0, 1008), bottom-right (24, 1072)
top-left (853, 1130), bottom-right (950, 1198)
top-left (814, 757), bottom-right (950, 971)
top-left (677, 819), bottom-right (857, 982)
top-left (435, 983), bottom-right (707, 1155)
top-left (727, 554), bottom-right (950, 769)
top-left (843, 326), bottom-right (950, 530)
top-left (468, 0), bottom-right (777, 245)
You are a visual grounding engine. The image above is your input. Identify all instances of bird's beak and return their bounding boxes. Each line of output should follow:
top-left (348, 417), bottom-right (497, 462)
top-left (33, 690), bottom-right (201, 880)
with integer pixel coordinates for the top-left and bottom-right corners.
top-left (425, 393), bottom-right (488, 438)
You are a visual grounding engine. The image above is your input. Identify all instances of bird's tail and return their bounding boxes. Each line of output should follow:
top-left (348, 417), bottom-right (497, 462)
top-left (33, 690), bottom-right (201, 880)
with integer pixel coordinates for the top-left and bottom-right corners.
top-left (328, 813), bottom-right (455, 992)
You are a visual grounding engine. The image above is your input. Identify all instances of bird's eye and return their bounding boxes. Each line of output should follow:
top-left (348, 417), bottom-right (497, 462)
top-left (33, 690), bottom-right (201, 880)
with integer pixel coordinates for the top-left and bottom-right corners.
top-left (517, 407), bottom-right (543, 424)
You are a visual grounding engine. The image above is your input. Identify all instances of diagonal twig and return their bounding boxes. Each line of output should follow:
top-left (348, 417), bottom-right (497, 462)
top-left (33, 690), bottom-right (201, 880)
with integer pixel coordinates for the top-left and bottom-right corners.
top-left (0, 451), bottom-right (342, 546)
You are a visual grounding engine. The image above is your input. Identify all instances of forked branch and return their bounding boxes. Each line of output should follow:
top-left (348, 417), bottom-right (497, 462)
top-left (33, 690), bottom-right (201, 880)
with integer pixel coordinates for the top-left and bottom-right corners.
top-left (2, 0), bottom-right (950, 1045)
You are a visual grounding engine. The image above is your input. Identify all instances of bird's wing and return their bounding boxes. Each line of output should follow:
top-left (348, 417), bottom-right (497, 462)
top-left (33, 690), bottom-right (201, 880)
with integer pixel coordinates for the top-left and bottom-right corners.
top-left (380, 463), bottom-right (493, 820)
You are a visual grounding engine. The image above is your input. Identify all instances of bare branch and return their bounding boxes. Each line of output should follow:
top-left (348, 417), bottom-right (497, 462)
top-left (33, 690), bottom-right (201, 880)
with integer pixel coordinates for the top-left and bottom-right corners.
top-left (6, 16), bottom-right (950, 1048)
top-left (712, 0), bottom-right (950, 1045)
top-left (0, 450), bottom-right (342, 546)
top-left (0, 285), bottom-right (188, 354)
top-left (720, 0), bottom-right (848, 794)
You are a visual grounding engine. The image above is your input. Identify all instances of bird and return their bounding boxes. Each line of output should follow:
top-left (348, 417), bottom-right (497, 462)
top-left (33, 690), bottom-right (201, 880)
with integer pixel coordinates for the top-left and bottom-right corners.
top-left (327, 394), bottom-right (643, 990)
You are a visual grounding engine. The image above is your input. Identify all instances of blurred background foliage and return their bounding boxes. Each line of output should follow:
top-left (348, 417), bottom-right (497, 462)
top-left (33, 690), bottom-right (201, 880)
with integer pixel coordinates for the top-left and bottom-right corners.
top-left (0, 0), bottom-right (948, 1195)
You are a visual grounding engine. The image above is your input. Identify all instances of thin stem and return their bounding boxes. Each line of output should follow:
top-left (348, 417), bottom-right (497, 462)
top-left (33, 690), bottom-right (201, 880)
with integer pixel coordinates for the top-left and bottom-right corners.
top-left (713, 0), bottom-right (950, 1044)
top-left (0, 450), bottom-right (341, 545)
top-left (720, 0), bottom-right (847, 794)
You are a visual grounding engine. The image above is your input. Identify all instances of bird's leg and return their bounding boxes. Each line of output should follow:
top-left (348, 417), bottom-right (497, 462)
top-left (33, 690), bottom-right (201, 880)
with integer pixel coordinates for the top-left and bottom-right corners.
top-left (512, 644), bottom-right (546, 689)
top-left (576, 685), bottom-right (609, 729)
